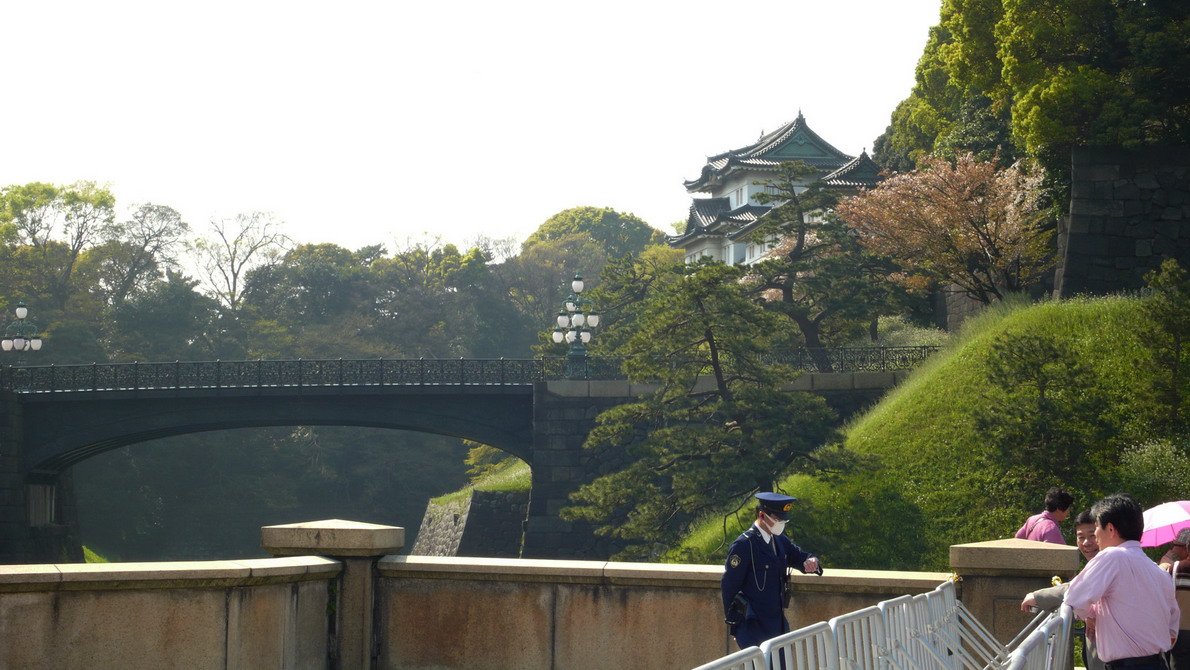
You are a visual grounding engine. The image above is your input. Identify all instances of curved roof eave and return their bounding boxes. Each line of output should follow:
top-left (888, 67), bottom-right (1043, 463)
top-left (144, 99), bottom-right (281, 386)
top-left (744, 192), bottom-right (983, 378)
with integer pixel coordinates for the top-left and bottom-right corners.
top-left (684, 112), bottom-right (853, 192)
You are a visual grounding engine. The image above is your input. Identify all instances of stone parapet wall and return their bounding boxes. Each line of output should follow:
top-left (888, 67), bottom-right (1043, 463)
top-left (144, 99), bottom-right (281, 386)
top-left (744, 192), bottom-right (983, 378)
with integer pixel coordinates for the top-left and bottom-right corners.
top-left (377, 554), bottom-right (952, 670)
top-left (1055, 145), bottom-right (1190, 297)
top-left (0, 520), bottom-right (1083, 670)
top-left (0, 556), bottom-right (339, 670)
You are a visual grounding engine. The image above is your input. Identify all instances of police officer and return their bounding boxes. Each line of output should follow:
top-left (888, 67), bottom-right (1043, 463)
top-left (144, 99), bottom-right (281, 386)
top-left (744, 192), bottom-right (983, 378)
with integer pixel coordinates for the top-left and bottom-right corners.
top-left (721, 492), bottom-right (823, 649)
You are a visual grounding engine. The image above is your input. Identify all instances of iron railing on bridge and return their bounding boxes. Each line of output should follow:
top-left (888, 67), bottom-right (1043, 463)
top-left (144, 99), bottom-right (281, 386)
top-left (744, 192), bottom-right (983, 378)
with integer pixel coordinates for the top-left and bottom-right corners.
top-left (0, 346), bottom-right (940, 394)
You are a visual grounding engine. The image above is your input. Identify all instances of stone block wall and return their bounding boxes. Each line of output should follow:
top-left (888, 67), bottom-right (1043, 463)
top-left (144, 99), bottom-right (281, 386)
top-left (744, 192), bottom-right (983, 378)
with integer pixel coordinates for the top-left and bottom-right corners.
top-left (0, 556), bottom-right (338, 670)
top-left (522, 381), bottom-right (643, 560)
top-left (410, 489), bottom-right (529, 558)
top-left (0, 390), bottom-right (83, 564)
top-left (0, 392), bottom-right (25, 562)
top-left (1055, 145), bottom-right (1190, 297)
top-left (409, 497), bottom-right (468, 556)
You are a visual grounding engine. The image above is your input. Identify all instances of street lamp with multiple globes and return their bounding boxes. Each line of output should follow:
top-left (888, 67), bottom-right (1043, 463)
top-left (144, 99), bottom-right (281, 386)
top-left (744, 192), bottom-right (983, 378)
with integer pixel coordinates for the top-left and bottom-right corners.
top-left (1, 302), bottom-right (43, 363)
top-left (551, 274), bottom-right (600, 376)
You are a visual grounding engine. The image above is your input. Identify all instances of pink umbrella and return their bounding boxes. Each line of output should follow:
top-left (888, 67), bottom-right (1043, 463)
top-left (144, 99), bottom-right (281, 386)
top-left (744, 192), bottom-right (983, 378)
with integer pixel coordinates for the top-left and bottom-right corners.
top-left (1141, 501), bottom-right (1190, 547)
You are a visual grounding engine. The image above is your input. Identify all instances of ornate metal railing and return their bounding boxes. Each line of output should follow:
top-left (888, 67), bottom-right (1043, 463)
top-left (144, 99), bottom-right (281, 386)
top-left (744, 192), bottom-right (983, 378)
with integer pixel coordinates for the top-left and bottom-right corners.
top-left (0, 347), bottom-right (940, 394)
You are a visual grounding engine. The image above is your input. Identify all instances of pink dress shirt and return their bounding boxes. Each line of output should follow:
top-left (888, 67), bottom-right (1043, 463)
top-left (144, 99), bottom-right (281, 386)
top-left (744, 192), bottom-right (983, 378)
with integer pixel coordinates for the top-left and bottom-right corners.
top-left (1015, 511), bottom-right (1065, 544)
top-left (1064, 541), bottom-right (1180, 662)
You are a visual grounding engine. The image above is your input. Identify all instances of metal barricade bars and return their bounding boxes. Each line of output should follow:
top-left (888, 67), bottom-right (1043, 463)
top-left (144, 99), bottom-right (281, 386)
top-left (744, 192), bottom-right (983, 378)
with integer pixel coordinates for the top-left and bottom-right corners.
top-left (692, 645), bottom-right (768, 670)
top-left (762, 621), bottom-right (839, 670)
top-left (694, 581), bottom-right (1071, 670)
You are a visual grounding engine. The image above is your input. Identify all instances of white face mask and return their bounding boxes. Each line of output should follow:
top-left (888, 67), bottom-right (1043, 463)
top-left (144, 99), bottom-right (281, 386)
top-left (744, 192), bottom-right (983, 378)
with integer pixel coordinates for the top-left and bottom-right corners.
top-left (767, 518), bottom-right (787, 536)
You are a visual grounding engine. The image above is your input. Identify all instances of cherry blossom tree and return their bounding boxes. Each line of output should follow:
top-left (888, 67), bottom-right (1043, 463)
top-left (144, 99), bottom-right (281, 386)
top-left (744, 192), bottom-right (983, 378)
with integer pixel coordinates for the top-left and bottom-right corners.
top-left (836, 153), bottom-right (1052, 304)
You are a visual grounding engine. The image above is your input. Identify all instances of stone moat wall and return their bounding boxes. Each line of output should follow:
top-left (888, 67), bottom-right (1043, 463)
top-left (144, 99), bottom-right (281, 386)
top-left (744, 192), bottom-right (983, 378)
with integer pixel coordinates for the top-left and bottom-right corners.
top-left (1055, 145), bottom-right (1190, 297)
top-left (410, 489), bottom-right (529, 558)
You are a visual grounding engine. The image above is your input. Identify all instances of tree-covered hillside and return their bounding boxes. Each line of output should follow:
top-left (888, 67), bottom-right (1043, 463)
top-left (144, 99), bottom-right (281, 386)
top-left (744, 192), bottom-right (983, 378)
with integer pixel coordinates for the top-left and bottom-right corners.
top-left (674, 293), bottom-right (1190, 570)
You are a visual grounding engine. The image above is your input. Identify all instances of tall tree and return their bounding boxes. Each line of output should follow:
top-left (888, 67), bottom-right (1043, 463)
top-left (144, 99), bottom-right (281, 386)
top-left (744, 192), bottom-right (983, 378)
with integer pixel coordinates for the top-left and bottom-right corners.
top-left (875, 0), bottom-right (1190, 203)
top-left (105, 271), bottom-right (218, 361)
top-left (562, 261), bottom-right (837, 559)
top-left (746, 162), bottom-right (905, 364)
top-left (974, 332), bottom-right (1111, 491)
top-left (522, 206), bottom-right (664, 260)
top-left (496, 233), bottom-right (610, 349)
top-left (191, 212), bottom-right (290, 315)
top-left (0, 181), bottom-right (116, 311)
top-left (369, 240), bottom-right (492, 357)
top-left (87, 203), bottom-right (191, 306)
top-left (1000, 0), bottom-right (1190, 174)
top-left (836, 153), bottom-right (1052, 304)
top-left (1139, 258), bottom-right (1190, 434)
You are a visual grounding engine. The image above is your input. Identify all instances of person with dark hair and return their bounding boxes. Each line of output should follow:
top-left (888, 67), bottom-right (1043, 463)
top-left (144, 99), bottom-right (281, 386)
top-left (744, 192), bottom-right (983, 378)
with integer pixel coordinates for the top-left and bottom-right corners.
top-left (1021, 510), bottom-right (1104, 670)
top-left (1065, 494), bottom-right (1179, 670)
top-left (1015, 487), bottom-right (1075, 544)
top-left (721, 492), bottom-right (823, 650)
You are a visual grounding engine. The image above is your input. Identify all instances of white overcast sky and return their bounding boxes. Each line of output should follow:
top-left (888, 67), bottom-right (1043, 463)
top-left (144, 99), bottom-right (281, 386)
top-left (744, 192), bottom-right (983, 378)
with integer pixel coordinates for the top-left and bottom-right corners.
top-left (1, 0), bottom-right (941, 253)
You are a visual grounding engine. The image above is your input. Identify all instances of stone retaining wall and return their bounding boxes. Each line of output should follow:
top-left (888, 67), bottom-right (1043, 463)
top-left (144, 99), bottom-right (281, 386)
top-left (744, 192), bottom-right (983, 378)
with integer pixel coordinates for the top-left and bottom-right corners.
top-left (1055, 145), bottom-right (1190, 297)
top-left (410, 489), bottom-right (529, 558)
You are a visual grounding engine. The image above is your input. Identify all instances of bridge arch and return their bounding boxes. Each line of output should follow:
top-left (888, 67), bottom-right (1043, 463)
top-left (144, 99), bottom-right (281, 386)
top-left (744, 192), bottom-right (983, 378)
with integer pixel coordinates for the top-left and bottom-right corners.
top-left (0, 353), bottom-right (934, 563)
top-left (18, 387), bottom-right (535, 478)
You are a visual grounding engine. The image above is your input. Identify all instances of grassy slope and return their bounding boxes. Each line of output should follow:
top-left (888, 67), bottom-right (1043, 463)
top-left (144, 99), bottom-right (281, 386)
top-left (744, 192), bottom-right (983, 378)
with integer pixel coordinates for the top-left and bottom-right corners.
top-left (673, 295), bottom-right (1154, 570)
top-left (433, 296), bottom-right (1153, 570)
top-left (429, 457), bottom-right (531, 507)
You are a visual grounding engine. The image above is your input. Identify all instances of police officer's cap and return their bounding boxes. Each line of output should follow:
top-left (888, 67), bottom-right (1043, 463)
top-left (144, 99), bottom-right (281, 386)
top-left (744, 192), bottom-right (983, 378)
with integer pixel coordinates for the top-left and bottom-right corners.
top-left (755, 492), bottom-right (797, 520)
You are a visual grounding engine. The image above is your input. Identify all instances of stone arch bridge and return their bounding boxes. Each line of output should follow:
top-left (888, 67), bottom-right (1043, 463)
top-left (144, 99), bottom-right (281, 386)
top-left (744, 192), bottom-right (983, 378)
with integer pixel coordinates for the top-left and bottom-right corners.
top-left (0, 349), bottom-right (935, 563)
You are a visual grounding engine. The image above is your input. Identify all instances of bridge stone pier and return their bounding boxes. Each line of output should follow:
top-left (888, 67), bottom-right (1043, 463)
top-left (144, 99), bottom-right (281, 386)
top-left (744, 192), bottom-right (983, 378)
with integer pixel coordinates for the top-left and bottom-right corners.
top-left (523, 380), bottom-right (647, 559)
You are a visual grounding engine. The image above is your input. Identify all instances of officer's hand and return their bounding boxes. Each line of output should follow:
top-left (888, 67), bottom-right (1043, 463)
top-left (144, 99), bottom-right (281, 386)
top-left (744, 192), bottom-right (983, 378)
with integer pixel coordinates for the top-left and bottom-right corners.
top-left (804, 557), bottom-right (820, 573)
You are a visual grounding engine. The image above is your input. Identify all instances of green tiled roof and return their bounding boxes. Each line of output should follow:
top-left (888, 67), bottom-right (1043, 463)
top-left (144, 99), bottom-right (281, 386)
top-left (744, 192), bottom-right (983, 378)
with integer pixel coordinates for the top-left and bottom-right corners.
top-left (683, 112), bottom-right (854, 192)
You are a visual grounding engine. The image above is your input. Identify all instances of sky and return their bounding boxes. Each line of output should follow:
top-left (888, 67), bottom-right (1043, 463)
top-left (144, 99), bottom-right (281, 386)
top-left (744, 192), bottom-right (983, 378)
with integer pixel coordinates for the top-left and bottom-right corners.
top-left (1, 1), bottom-right (942, 253)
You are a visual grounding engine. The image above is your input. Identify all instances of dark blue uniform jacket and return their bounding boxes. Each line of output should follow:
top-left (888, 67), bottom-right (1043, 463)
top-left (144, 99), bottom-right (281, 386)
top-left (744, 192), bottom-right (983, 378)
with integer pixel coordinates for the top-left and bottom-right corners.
top-left (720, 525), bottom-right (815, 649)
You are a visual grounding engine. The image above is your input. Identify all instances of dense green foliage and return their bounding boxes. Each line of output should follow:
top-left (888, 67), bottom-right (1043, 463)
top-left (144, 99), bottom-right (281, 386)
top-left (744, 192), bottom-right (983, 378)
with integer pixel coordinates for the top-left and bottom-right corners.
top-left (522, 206), bottom-right (664, 261)
top-left (0, 180), bottom-right (665, 560)
top-left (874, 0), bottom-right (1190, 203)
top-left (748, 162), bottom-right (906, 353)
top-left (675, 295), bottom-right (1187, 570)
top-left (561, 260), bottom-right (838, 559)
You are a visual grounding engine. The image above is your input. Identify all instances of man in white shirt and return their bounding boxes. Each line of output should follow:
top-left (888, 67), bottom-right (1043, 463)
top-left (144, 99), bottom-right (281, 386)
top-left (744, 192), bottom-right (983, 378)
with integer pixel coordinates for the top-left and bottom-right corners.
top-left (1065, 493), bottom-right (1179, 670)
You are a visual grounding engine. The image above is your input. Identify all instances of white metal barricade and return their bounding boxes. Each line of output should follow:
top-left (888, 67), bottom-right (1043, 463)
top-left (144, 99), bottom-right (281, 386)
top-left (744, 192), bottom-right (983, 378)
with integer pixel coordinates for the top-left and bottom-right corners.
top-left (692, 646), bottom-right (768, 670)
top-left (927, 580), bottom-right (1024, 670)
top-left (1003, 608), bottom-right (1070, 670)
top-left (830, 605), bottom-right (890, 670)
top-left (762, 621), bottom-right (839, 670)
top-left (693, 581), bottom-right (1068, 670)
top-left (878, 594), bottom-right (925, 670)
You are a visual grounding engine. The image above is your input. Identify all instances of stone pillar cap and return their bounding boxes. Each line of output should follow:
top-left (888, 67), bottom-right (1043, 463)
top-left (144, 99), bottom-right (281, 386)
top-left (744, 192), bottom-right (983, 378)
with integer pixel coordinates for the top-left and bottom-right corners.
top-left (262, 519), bottom-right (405, 557)
top-left (950, 538), bottom-right (1081, 576)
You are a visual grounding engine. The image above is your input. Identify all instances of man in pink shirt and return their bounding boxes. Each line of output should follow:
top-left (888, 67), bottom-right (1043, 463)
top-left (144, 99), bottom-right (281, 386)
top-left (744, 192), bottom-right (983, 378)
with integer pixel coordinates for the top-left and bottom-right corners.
top-left (1064, 493), bottom-right (1179, 670)
top-left (1016, 487), bottom-right (1074, 544)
